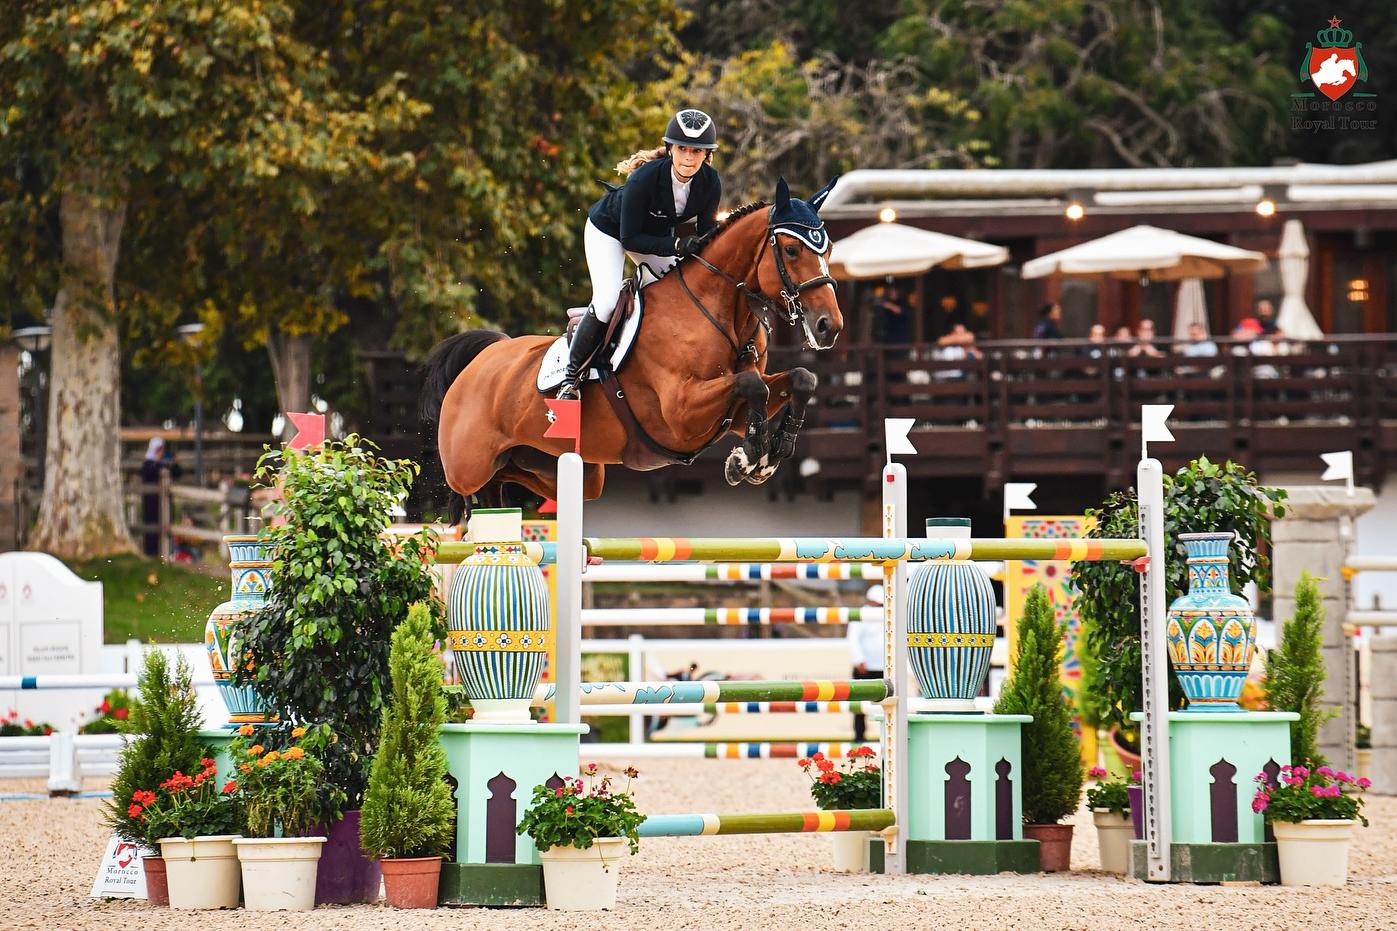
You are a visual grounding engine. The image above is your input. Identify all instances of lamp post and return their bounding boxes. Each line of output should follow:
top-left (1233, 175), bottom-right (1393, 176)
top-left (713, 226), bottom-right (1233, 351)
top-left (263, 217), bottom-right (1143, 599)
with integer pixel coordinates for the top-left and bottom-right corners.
top-left (176, 323), bottom-right (206, 486)
top-left (13, 325), bottom-right (52, 494)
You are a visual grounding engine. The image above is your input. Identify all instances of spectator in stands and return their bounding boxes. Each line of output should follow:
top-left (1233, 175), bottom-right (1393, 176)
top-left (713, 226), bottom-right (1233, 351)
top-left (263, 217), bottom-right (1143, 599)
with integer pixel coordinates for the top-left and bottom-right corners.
top-left (1032, 302), bottom-right (1064, 339)
top-left (1178, 322), bottom-right (1219, 358)
top-left (1255, 299), bottom-right (1279, 335)
top-left (1112, 325), bottom-right (1133, 342)
top-left (1126, 319), bottom-right (1165, 358)
top-left (847, 584), bottom-right (886, 744)
top-left (872, 285), bottom-right (912, 346)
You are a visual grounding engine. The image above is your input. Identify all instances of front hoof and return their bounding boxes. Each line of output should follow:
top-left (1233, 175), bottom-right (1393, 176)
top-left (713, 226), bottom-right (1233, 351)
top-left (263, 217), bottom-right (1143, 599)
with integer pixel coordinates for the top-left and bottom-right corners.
top-left (724, 447), bottom-right (750, 486)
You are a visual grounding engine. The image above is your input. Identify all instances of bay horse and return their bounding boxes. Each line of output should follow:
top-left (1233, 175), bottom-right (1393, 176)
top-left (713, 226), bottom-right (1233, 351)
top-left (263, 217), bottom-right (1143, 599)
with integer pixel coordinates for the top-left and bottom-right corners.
top-left (421, 177), bottom-right (844, 523)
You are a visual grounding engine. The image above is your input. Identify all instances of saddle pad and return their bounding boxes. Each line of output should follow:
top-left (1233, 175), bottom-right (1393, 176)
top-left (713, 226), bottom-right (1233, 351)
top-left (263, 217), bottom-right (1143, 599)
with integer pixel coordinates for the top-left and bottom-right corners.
top-left (536, 292), bottom-right (644, 393)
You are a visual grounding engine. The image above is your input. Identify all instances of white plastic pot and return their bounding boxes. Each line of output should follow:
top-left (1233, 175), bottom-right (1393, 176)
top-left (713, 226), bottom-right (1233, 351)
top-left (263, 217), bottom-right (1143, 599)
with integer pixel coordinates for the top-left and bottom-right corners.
top-left (539, 837), bottom-right (630, 910)
top-left (831, 831), bottom-right (870, 872)
top-left (1092, 809), bottom-right (1133, 874)
top-left (159, 835), bottom-right (241, 909)
top-left (1272, 819), bottom-right (1355, 887)
top-left (233, 837), bottom-right (327, 911)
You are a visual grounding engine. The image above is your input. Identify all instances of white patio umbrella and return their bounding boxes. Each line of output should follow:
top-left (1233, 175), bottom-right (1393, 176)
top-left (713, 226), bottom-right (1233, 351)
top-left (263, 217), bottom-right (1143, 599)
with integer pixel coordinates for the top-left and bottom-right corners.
top-left (1276, 219), bottom-right (1324, 339)
top-left (829, 222), bottom-right (1008, 280)
top-left (1173, 278), bottom-right (1210, 339)
top-left (1021, 225), bottom-right (1267, 281)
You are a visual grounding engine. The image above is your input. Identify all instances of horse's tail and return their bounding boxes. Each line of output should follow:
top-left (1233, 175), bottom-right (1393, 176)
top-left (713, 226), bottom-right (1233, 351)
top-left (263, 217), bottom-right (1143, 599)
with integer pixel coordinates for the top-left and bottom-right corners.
top-left (419, 330), bottom-right (509, 424)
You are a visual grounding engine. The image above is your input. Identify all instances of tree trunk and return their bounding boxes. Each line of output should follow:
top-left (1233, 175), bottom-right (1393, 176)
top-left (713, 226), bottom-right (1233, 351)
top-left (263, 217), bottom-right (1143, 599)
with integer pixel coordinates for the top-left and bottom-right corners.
top-left (266, 330), bottom-right (313, 439)
top-left (28, 170), bottom-right (133, 560)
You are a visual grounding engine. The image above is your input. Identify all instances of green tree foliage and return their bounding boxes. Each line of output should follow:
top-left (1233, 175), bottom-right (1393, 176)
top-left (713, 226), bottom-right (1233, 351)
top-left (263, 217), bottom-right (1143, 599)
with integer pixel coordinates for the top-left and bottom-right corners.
top-left (235, 437), bottom-right (443, 808)
top-left (1073, 457), bottom-right (1287, 736)
top-left (994, 585), bottom-right (1084, 824)
top-left (105, 650), bottom-right (205, 848)
top-left (1265, 572), bottom-right (1335, 766)
top-left (360, 604), bottom-right (456, 860)
top-left (880, 1), bottom-right (1294, 168)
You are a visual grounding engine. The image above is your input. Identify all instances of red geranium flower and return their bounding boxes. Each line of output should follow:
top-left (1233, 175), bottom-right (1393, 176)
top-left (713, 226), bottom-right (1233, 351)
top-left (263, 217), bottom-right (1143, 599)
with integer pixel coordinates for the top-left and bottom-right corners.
top-left (113, 708), bottom-right (129, 720)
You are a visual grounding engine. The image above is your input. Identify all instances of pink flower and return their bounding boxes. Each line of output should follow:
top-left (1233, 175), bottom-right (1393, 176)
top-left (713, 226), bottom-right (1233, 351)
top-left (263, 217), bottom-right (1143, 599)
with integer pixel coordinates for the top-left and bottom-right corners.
top-left (1310, 784), bottom-right (1325, 798)
top-left (1357, 777), bottom-right (1372, 790)
top-left (1292, 765), bottom-right (1309, 779)
top-left (1316, 765), bottom-right (1335, 778)
top-left (1089, 766), bottom-right (1108, 779)
top-left (554, 787), bottom-right (564, 798)
top-left (1131, 770), bottom-right (1142, 782)
top-left (1283, 775), bottom-right (1304, 787)
top-left (1334, 771), bottom-right (1352, 784)
top-left (1251, 796), bottom-right (1269, 813)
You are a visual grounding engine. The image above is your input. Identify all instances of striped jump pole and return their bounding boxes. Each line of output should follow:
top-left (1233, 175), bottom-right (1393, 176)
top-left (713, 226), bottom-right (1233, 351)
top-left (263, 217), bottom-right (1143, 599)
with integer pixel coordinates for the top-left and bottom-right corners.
top-left (583, 562), bottom-right (885, 582)
top-left (584, 536), bottom-right (1146, 564)
top-left (579, 700), bottom-right (883, 716)
top-left (538, 678), bottom-right (891, 706)
top-left (580, 606), bottom-right (878, 626)
top-left (637, 808), bottom-right (894, 838)
top-left (436, 540), bottom-right (555, 566)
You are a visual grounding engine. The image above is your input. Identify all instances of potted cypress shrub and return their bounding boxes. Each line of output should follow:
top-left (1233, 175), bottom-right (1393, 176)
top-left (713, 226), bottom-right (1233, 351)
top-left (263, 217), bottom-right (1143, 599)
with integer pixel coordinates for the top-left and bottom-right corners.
top-left (1265, 572), bottom-right (1336, 765)
top-left (104, 651), bottom-right (206, 906)
top-left (235, 436), bottom-right (443, 904)
top-left (360, 604), bottom-right (456, 908)
top-left (994, 584), bottom-right (1084, 871)
top-left (229, 725), bottom-right (343, 911)
top-left (518, 764), bottom-right (644, 910)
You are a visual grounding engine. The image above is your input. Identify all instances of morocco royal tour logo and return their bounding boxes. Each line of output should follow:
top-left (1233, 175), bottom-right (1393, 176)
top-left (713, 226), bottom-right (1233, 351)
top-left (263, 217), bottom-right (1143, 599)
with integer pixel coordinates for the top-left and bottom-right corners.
top-left (1302, 17), bottom-right (1368, 101)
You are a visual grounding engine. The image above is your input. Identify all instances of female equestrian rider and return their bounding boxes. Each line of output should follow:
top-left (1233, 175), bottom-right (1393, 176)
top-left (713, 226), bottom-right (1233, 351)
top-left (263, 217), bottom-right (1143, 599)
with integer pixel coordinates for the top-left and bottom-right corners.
top-left (556, 107), bottom-right (724, 400)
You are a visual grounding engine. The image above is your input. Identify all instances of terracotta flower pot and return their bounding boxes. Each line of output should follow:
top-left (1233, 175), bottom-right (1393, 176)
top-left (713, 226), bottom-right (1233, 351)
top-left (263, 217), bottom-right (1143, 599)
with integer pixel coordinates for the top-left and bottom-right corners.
top-left (142, 855), bottom-right (169, 907)
top-left (1023, 822), bottom-right (1074, 872)
top-left (381, 856), bottom-right (443, 908)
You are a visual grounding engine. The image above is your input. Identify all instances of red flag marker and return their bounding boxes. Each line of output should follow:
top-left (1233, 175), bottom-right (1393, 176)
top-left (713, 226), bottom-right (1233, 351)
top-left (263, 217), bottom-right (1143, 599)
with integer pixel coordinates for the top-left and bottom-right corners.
top-left (543, 398), bottom-right (582, 454)
top-left (286, 412), bottom-right (326, 450)
top-left (538, 498), bottom-right (558, 514)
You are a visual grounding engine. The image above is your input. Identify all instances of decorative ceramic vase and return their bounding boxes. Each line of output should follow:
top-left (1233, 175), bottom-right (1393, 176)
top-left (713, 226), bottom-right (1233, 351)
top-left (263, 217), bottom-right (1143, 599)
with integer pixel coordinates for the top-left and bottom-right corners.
top-left (906, 518), bottom-right (997, 712)
top-left (448, 508), bottom-right (550, 723)
top-left (539, 838), bottom-right (629, 910)
top-left (1165, 532), bottom-right (1257, 712)
top-left (233, 837), bottom-right (327, 911)
top-left (205, 534), bottom-right (276, 727)
top-left (159, 835), bottom-right (241, 909)
top-left (1272, 819), bottom-right (1355, 887)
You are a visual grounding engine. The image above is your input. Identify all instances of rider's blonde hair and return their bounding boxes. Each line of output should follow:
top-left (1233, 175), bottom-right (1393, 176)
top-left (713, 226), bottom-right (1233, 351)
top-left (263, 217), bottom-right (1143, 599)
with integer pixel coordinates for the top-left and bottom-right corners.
top-left (614, 146), bottom-right (667, 175)
top-left (614, 144), bottom-right (715, 176)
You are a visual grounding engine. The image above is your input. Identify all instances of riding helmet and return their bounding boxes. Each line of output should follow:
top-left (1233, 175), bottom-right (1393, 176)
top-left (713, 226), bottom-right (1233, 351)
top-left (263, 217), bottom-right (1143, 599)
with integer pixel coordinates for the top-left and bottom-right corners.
top-left (663, 108), bottom-right (718, 150)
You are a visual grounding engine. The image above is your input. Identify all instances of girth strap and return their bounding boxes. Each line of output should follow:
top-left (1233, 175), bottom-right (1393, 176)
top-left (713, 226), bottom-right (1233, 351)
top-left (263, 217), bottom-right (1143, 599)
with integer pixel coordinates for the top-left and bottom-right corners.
top-left (598, 367), bottom-right (736, 469)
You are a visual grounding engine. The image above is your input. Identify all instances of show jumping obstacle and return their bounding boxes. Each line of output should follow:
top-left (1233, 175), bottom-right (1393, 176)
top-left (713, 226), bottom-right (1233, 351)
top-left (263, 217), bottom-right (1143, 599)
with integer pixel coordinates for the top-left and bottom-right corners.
top-left (432, 451), bottom-right (1157, 902)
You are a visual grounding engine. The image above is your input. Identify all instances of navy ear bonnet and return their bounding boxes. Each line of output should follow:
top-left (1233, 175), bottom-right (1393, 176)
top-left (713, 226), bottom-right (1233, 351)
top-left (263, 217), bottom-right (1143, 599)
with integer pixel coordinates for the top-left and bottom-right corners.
top-left (769, 176), bottom-right (838, 254)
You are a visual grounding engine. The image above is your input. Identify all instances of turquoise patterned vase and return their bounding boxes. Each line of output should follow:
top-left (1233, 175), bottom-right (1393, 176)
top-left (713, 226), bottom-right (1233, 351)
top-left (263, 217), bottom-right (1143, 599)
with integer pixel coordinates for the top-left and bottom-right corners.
top-left (1166, 531), bottom-right (1258, 712)
top-left (448, 508), bottom-right (550, 723)
top-left (906, 518), bottom-right (998, 712)
top-left (205, 534), bottom-right (277, 728)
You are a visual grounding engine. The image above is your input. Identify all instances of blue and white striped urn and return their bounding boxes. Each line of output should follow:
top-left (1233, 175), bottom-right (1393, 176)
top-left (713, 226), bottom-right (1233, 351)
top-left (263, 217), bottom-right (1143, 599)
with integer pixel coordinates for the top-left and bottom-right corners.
top-left (205, 534), bottom-right (277, 728)
top-left (1166, 531), bottom-right (1257, 712)
top-left (448, 508), bottom-right (550, 723)
top-left (906, 518), bottom-right (997, 712)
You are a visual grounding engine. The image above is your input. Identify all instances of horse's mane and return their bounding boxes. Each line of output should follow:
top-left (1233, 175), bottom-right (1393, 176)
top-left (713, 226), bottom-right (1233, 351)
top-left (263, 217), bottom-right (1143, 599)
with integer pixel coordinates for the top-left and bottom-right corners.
top-left (653, 200), bottom-right (770, 282)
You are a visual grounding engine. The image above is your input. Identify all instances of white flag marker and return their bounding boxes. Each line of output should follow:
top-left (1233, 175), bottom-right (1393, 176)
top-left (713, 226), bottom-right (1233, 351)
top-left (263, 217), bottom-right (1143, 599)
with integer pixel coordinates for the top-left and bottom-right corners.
top-left (1141, 404), bottom-right (1175, 460)
top-left (1003, 482), bottom-right (1038, 524)
top-left (884, 418), bottom-right (917, 462)
top-left (1320, 450), bottom-right (1355, 496)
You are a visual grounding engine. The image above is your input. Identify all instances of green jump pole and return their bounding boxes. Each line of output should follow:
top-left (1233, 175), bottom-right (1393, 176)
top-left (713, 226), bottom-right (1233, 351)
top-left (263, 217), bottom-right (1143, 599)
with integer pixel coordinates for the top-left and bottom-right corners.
top-left (637, 808), bottom-right (895, 837)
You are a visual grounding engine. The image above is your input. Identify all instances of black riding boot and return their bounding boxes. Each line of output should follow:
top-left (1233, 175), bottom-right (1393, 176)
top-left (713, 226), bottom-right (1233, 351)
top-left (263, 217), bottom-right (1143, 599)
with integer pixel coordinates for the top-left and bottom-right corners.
top-left (556, 309), bottom-right (607, 400)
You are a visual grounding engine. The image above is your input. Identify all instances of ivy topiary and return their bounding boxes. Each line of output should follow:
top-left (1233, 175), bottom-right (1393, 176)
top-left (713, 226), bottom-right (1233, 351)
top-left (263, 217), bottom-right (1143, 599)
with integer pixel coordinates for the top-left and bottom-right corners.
top-left (1265, 572), bottom-right (1336, 766)
top-left (360, 603), bottom-right (456, 860)
top-left (105, 650), bottom-right (206, 848)
top-left (236, 436), bottom-right (444, 810)
top-left (994, 584), bottom-right (1083, 824)
top-left (1072, 457), bottom-right (1287, 741)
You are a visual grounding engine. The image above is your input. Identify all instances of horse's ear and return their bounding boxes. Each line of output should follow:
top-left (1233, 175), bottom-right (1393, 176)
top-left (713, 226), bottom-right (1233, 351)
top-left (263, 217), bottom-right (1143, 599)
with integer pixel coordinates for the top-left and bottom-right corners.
top-left (774, 176), bottom-right (791, 211)
top-left (809, 175), bottom-right (840, 214)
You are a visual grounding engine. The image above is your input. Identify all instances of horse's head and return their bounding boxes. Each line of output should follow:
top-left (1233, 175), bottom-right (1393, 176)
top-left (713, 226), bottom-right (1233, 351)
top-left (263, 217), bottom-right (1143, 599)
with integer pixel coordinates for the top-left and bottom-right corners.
top-left (754, 177), bottom-right (843, 349)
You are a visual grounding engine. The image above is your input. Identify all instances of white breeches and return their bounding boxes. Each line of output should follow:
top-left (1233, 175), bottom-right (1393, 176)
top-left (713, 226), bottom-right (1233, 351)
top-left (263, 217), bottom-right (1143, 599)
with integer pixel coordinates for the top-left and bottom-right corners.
top-left (584, 219), bottom-right (675, 322)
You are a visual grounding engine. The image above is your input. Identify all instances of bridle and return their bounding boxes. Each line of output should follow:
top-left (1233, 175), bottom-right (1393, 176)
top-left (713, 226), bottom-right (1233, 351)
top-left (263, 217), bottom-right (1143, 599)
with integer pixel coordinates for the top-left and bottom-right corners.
top-left (678, 209), bottom-right (836, 357)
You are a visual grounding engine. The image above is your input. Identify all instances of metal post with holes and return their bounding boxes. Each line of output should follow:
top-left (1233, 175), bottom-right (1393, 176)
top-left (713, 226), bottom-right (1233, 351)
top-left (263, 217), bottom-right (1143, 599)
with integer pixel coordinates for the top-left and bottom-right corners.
top-left (880, 462), bottom-right (908, 874)
top-left (555, 452), bottom-right (584, 726)
top-left (1137, 456), bottom-right (1172, 881)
